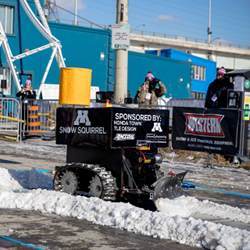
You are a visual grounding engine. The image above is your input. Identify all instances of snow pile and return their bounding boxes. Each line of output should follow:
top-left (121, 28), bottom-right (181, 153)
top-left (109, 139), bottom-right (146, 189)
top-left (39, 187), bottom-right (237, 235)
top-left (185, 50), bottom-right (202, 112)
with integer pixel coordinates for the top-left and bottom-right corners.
top-left (0, 189), bottom-right (249, 249)
top-left (0, 167), bottom-right (250, 249)
top-left (0, 168), bottom-right (22, 191)
top-left (156, 196), bottom-right (250, 224)
top-left (0, 168), bottom-right (52, 191)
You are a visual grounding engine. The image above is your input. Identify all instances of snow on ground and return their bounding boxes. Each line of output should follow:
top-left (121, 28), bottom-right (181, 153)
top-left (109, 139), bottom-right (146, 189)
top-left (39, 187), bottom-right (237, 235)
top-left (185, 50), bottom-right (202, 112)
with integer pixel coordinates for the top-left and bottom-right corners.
top-left (156, 196), bottom-right (250, 224)
top-left (0, 167), bottom-right (250, 250)
top-left (0, 168), bottom-right (52, 191)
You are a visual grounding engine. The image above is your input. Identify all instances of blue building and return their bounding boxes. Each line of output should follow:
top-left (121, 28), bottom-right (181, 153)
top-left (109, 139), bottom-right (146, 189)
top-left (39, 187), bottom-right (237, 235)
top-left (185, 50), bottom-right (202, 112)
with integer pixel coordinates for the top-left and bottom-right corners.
top-left (128, 51), bottom-right (191, 98)
top-left (146, 49), bottom-right (217, 99)
top-left (0, 0), bottom-right (192, 99)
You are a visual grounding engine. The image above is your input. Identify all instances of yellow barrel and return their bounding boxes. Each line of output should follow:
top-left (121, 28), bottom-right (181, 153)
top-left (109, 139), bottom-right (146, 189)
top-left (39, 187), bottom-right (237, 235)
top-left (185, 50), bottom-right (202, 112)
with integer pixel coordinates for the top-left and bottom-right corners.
top-left (59, 67), bottom-right (92, 105)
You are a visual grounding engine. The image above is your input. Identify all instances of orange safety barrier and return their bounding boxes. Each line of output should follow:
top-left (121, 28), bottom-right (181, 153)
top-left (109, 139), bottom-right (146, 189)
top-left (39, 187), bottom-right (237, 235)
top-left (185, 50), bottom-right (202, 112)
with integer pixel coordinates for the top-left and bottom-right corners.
top-left (26, 104), bottom-right (41, 135)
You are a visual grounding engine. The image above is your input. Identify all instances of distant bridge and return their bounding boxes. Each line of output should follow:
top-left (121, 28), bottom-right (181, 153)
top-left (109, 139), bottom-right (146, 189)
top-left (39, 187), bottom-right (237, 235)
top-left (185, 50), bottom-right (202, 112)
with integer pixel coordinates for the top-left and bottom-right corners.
top-left (130, 30), bottom-right (250, 70)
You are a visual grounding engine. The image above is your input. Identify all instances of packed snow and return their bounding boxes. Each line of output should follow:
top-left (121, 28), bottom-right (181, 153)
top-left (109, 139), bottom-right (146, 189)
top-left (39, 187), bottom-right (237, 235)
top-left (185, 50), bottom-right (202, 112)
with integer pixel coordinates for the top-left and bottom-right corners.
top-left (156, 196), bottom-right (250, 224)
top-left (0, 167), bottom-right (250, 249)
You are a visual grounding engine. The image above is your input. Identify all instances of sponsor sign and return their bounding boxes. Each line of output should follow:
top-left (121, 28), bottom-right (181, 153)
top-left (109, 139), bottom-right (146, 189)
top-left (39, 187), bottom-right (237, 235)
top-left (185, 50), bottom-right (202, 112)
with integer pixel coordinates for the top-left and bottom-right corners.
top-left (184, 113), bottom-right (224, 137)
top-left (111, 108), bottom-right (169, 147)
top-left (56, 108), bottom-right (110, 146)
top-left (111, 24), bottom-right (130, 50)
top-left (172, 107), bottom-right (241, 155)
top-left (56, 107), bottom-right (169, 148)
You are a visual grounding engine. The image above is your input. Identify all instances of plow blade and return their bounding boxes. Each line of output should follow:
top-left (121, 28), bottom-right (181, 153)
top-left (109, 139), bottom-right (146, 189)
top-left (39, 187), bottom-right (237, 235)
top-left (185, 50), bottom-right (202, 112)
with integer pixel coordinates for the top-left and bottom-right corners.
top-left (152, 171), bottom-right (188, 200)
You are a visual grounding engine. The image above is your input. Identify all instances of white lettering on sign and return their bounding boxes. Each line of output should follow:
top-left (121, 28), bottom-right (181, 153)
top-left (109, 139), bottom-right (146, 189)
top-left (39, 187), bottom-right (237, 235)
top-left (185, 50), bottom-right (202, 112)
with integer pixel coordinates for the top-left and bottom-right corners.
top-left (184, 113), bottom-right (225, 137)
top-left (151, 122), bottom-right (162, 132)
top-left (114, 112), bottom-right (161, 122)
top-left (59, 127), bottom-right (77, 134)
top-left (74, 110), bottom-right (91, 126)
top-left (114, 133), bottom-right (135, 141)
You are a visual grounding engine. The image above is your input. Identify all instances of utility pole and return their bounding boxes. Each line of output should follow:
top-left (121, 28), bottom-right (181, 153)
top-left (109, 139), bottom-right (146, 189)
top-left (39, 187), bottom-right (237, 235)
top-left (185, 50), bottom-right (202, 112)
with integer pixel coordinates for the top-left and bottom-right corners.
top-left (207, 0), bottom-right (212, 59)
top-left (74, 0), bottom-right (78, 25)
top-left (114, 0), bottom-right (128, 104)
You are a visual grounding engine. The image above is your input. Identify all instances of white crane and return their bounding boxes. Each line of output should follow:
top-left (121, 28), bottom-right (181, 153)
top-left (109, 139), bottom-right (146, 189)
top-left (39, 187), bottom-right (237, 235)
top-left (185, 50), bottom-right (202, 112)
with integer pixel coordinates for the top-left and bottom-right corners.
top-left (0, 0), bottom-right (66, 97)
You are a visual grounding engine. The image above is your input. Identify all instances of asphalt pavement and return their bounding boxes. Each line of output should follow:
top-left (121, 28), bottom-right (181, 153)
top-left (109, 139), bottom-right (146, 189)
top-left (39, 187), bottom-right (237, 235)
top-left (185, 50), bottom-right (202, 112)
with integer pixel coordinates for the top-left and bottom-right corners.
top-left (0, 209), bottom-right (198, 250)
top-left (0, 152), bottom-right (199, 250)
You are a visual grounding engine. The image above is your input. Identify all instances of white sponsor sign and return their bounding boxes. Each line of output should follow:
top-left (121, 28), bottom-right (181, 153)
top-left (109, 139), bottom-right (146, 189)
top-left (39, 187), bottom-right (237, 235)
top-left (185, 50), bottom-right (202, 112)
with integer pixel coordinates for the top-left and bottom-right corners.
top-left (111, 24), bottom-right (130, 50)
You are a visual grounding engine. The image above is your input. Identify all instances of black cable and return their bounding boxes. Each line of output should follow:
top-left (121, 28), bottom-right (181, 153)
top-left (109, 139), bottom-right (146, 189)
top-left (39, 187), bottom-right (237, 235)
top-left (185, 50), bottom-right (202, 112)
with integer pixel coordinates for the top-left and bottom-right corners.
top-left (54, 3), bottom-right (106, 29)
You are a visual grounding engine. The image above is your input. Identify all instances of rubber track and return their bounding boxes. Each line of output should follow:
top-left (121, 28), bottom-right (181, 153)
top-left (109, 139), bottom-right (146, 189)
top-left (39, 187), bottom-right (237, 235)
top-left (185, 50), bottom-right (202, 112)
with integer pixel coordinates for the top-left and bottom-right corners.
top-left (54, 163), bottom-right (117, 201)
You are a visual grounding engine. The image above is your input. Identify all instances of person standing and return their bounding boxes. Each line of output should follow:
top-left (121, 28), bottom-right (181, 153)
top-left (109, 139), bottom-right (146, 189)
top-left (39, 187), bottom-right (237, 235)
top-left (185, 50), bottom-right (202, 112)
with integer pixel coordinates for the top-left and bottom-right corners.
top-left (135, 72), bottom-right (166, 106)
top-left (205, 67), bottom-right (233, 108)
top-left (204, 67), bottom-right (238, 166)
top-left (16, 79), bottom-right (36, 138)
top-left (16, 79), bottom-right (36, 100)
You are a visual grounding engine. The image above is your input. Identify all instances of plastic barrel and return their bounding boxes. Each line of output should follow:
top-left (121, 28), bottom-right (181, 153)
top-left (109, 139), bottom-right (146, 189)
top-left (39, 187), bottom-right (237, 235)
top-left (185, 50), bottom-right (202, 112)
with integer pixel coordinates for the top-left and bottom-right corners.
top-left (59, 67), bottom-right (92, 105)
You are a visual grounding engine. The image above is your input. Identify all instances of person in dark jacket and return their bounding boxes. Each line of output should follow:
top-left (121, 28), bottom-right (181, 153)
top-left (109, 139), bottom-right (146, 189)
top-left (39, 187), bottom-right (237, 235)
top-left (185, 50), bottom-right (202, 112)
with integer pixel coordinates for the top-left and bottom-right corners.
top-left (205, 67), bottom-right (237, 166)
top-left (16, 79), bottom-right (36, 100)
top-left (205, 67), bottom-right (234, 108)
top-left (16, 79), bottom-right (36, 138)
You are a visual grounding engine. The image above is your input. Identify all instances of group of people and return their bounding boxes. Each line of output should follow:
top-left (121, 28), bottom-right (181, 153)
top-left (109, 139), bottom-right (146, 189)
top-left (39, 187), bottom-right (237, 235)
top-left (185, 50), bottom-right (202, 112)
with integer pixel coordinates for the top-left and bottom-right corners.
top-left (16, 68), bottom-right (232, 109)
top-left (135, 66), bottom-right (233, 108)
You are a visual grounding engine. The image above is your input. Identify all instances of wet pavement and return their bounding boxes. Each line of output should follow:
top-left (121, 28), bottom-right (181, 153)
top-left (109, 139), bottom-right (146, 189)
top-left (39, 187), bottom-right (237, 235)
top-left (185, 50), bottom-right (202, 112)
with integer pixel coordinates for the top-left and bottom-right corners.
top-left (0, 209), bottom-right (198, 250)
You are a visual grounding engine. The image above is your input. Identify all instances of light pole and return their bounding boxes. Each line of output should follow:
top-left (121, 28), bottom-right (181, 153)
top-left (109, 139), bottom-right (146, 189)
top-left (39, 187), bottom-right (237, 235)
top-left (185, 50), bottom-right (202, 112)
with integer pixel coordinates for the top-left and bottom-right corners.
top-left (114, 0), bottom-right (129, 104)
top-left (74, 0), bottom-right (78, 25)
top-left (207, 0), bottom-right (212, 59)
top-left (207, 0), bottom-right (212, 46)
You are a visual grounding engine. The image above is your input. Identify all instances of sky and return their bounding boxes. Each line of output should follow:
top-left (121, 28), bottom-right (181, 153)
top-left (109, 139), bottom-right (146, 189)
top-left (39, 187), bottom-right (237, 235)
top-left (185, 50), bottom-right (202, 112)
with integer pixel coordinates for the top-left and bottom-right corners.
top-left (53, 0), bottom-right (250, 48)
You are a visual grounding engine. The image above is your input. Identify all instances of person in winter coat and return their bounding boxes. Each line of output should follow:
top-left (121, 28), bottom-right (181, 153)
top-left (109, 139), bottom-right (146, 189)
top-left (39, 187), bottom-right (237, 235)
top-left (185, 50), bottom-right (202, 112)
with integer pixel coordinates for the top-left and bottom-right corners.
top-left (16, 79), bottom-right (36, 100)
top-left (16, 79), bottom-right (36, 138)
top-left (135, 72), bottom-right (166, 106)
top-left (205, 67), bottom-right (233, 108)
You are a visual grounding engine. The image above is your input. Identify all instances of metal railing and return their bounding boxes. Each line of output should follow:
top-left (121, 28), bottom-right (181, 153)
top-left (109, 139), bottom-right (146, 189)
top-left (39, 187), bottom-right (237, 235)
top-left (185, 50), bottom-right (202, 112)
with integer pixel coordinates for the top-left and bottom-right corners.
top-left (21, 99), bottom-right (58, 139)
top-left (0, 97), bottom-right (22, 141)
top-left (0, 96), bottom-right (249, 160)
top-left (131, 29), bottom-right (250, 50)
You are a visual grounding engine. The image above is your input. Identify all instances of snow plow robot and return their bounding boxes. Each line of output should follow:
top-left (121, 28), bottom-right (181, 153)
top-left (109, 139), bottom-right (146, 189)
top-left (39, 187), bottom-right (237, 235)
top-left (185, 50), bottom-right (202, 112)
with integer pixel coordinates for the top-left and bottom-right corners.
top-left (53, 67), bottom-right (186, 208)
top-left (54, 106), bottom-right (187, 208)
